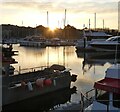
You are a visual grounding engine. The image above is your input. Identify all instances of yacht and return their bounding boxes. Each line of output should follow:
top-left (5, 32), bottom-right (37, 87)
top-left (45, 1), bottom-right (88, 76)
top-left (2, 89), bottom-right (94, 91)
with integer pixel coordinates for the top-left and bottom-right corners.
top-left (75, 30), bottom-right (111, 51)
top-left (19, 35), bottom-right (46, 48)
top-left (90, 36), bottom-right (120, 52)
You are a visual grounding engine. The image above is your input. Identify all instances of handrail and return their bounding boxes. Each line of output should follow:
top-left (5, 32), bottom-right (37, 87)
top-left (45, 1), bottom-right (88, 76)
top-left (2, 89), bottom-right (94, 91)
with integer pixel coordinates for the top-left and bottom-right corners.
top-left (20, 66), bottom-right (48, 71)
top-left (79, 89), bottom-right (120, 104)
top-left (13, 66), bottom-right (71, 75)
top-left (77, 89), bottom-right (95, 111)
top-left (86, 88), bottom-right (95, 98)
top-left (78, 89), bottom-right (95, 101)
top-left (13, 66), bottom-right (49, 75)
top-left (86, 88), bottom-right (95, 95)
top-left (96, 99), bottom-right (120, 102)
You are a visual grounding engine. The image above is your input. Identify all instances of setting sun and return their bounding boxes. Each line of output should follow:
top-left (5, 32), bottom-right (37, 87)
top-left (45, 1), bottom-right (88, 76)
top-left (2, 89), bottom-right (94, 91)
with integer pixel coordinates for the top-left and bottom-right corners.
top-left (49, 25), bottom-right (57, 31)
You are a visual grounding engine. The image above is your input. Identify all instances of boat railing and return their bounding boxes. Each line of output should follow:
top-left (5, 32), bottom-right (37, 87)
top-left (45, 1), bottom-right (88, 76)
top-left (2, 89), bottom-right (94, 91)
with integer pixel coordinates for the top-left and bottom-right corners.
top-left (19, 40), bottom-right (44, 43)
top-left (91, 39), bottom-right (106, 42)
top-left (14, 66), bottom-right (49, 75)
top-left (95, 99), bottom-right (120, 102)
top-left (78, 89), bottom-right (95, 111)
top-left (80, 89), bottom-right (95, 101)
top-left (79, 88), bottom-right (120, 111)
top-left (13, 65), bottom-right (71, 75)
top-left (85, 88), bottom-right (95, 99)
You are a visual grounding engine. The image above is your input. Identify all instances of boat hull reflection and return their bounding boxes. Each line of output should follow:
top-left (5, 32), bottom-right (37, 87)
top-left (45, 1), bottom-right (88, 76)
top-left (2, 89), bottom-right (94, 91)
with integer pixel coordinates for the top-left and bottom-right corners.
top-left (3, 86), bottom-right (77, 111)
top-left (76, 51), bottom-right (120, 66)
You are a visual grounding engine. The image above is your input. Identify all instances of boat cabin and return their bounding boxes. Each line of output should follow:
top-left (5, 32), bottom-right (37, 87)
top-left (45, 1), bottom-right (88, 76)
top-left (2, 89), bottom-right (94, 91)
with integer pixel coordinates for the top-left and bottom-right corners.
top-left (92, 64), bottom-right (120, 111)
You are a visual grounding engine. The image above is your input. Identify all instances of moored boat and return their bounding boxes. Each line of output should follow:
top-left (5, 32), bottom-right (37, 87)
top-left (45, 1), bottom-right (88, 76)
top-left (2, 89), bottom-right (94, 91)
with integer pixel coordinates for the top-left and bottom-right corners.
top-left (90, 36), bottom-right (120, 52)
top-left (19, 35), bottom-right (46, 48)
top-left (85, 64), bottom-right (120, 111)
top-left (2, 44), bottom-right (77, 106)
top-left (75, 30), bottom-right (111, 52)
top-left (2, 64), bottom-right (75, 106)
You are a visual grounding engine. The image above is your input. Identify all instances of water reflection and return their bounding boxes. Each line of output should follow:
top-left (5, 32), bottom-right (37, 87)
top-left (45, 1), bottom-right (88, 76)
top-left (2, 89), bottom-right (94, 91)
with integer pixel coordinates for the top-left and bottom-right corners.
top-left (3, 86), bottom-right (77, 111)
top-left (76, 51), bottom-right (120, 72)
top-left (74, 51), bottom-right (116, 94)
top-left (75, 51), bottom-right (120, 88)
top-left (12, 45), bottom-right (75, 70)
top-left (77, 51), bottom-right (120, 65)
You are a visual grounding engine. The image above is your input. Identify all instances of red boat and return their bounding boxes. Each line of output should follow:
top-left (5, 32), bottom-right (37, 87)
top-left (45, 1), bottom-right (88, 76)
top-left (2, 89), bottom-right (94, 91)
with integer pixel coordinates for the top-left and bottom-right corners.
top-left (86, 64), bottom-right (120, 111)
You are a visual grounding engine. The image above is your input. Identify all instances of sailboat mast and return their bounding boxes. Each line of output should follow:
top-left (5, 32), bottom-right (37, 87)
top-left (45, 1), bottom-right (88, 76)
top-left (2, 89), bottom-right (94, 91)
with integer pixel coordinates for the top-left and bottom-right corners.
top-left (103, 19), bottom-right (104, 29)
top-left (22, 20), bottom-right (23, 26)
top-left (118, 1), bottom-right (120, 33)
top-left (64, 9), bottom-right (67, 27)
top-left (47, 11), bottom-right (49, 27)
top-left (94, 13), bottom-right (96, 30)
top-left (89, 19), bottom-right (90, 30)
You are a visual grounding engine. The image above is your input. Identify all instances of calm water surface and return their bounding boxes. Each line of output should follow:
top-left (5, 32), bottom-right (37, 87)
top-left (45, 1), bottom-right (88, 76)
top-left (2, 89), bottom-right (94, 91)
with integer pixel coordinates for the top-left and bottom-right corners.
top-left (12, 44), bottom-right (112, 110)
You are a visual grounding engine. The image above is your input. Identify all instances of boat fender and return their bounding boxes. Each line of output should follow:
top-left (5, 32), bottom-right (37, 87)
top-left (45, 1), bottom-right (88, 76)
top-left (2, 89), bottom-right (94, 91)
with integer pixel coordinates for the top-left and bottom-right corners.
top-left (27, 82), bottom-right (33, 91)
top-left (53, 79), bottom-right (56, 86)
top-left (44, 79), bottom-right (52, 86)
top-left (36, 78), bottom-right (44, 87)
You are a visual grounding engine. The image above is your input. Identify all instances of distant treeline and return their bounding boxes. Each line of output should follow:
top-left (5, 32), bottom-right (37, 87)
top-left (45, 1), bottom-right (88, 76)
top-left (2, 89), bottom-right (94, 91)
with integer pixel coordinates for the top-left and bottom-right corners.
top-left (1, 24), bottom-right (120, 40)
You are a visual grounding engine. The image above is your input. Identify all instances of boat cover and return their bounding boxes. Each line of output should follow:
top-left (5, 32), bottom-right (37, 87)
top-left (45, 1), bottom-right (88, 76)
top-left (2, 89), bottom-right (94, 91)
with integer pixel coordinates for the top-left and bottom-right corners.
top-left (94, 78), bottom-right (120, 94)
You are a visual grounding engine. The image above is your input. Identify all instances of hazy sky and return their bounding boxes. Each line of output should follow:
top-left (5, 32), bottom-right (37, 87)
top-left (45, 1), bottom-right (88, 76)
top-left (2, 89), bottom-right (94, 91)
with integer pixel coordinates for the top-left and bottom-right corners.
top-left (0, 0), bottom-right (120, 29)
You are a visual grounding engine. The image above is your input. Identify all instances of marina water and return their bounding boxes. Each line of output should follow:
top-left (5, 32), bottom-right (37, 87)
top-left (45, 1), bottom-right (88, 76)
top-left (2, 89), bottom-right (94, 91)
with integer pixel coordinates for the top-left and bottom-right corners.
top-left (11, 44), bottom-right (112, 110)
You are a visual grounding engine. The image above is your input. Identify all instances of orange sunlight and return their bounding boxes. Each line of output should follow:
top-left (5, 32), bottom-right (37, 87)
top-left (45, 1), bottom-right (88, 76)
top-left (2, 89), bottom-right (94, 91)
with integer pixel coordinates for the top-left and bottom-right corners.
top-left (49, 25), bottom-right (57, 31)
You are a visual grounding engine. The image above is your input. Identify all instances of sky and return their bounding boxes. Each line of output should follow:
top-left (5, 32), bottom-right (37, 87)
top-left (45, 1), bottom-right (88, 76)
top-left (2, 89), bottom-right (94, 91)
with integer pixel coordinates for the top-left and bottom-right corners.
top-left (0, 0), bottom-right (120, 29)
